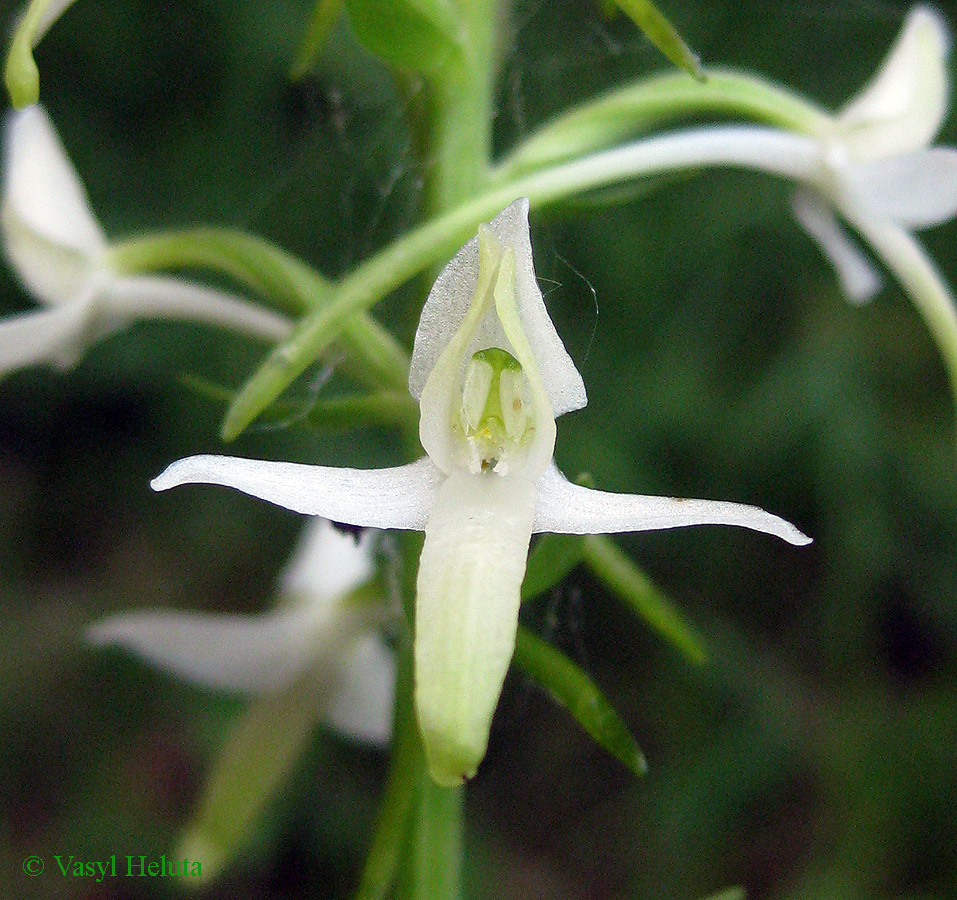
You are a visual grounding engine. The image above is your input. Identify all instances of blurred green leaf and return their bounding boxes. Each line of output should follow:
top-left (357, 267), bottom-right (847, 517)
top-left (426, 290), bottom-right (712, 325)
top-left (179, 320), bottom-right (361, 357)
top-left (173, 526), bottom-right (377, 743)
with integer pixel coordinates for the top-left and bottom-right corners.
top-left (522, 533), bottom-right (586, 603)
top-left (344, 0), bottom-right (462, 77)
top-left (513, 626), bottom-right (648, 778)
top-left (696, 889), bottom-right (746, 900)
top-left (290, 0), bottom-right (345, 80)
top-left (608, 0), bottom-right (704, 80)
top-left (583, 534), bottom-right (707, 664)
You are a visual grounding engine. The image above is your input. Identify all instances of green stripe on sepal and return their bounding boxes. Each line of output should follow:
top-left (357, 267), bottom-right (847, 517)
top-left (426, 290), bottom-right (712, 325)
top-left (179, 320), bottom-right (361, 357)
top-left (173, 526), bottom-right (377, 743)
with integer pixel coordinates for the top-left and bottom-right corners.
top-left (608, 0), bottom-right (703, 81)
top-left (513, 626), bottom-right (648, 779)
top-left (583, 534), bottom-right (707, 665)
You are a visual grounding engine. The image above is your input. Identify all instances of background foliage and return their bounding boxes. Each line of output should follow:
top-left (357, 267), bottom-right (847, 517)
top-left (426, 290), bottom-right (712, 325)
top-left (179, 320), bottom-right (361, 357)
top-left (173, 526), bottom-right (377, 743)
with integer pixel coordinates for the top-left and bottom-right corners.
top-left (2, 1), bottom-right (956, 898)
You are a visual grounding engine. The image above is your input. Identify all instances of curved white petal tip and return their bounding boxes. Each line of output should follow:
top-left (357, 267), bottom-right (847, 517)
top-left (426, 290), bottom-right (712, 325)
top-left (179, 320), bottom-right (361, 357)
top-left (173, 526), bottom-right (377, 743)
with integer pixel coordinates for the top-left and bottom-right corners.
top-left (151, 454), bottom-right (441, 530)
top-left (533, 464), bottom-right (812, 546)
top-left (792, 190), bottom-right (883, 304)
top-left (836, 5), bottom-right (951, 160)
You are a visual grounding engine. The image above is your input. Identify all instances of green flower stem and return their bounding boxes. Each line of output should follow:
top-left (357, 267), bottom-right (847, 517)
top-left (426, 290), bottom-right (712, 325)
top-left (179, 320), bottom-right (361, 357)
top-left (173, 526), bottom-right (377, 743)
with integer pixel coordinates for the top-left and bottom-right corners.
top-left (422, 0), bottom-right (498, 214)
top-left (395, 774), bottom-right (464, 900)
top-left (353, 633), bottom-right (421, 900)
top-left (223, 126), bottom-right (821, 436)
top-left (396, 2), bottom-right (497, 884)
top-left (107, 229), bottom-right (410, 395)
top-left (361, 530), bottom-right (461, 900)
top-left (840, 211), bottom-right (957, 434)
top-left (493, 68), bottom-right (830, 181)
top-left (582, 534), bottom-right (707, 664)
top-left (4, 0), bottom-right (68, 108)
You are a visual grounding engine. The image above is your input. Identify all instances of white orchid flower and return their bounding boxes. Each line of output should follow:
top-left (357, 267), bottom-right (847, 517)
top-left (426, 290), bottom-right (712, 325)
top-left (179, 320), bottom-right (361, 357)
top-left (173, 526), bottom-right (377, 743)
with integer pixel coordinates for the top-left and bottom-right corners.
top-left (0, 105), bottom-right (290, 378)
top-left (792, 5), bottom-right (957, 304)
top-left (88, 517), bottom-right (396, 744)
top-left (151, 198), bottom-right (810, 786)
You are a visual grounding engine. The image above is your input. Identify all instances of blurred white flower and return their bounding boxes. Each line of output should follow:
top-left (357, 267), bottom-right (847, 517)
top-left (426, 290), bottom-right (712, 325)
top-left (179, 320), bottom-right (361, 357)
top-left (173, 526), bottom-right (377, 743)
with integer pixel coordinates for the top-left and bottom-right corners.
top-left (151, 198), bottom-right (810, 785)
top-left (792, 5), bottom-right (957, 303)
top-left (88, 517), bottom-right (395, 744)
top-left (0, 105), bottom-right (289, 378)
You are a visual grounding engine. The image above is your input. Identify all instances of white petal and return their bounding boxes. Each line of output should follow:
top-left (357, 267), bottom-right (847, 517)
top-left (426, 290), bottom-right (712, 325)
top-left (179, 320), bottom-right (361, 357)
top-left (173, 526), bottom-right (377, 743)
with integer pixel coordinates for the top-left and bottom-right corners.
top-left (1, 106), bottom-right (105, 304)
top-left (836, 6), bottom-right (950, 161)
top-left (104, 275), bottom-right (291, 342)
top-left (151, 455), bottom-right (441, 529)
top-left (792, 189), bottom-right (883, 304)
top-left (87, 609), bottom-right (318, 693)
top-left (840, 148), bottom-right (957, 228)
top-left (409, 198), bottom-right (586, 418)
top-left (533, 463), bottom-right (812, 546)
top-left (281, 518), bottom-right (376, 606)
top-left (415, 469), bottom-right (537, 785)
top-left (0, 300), bottom-right (93, 375)
top-left (321, 633), bottom-right (395, 744)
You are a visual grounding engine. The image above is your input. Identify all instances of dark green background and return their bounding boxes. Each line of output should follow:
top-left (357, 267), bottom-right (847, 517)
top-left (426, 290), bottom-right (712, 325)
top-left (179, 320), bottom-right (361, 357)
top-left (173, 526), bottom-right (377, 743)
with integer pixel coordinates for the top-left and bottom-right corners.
top-left (1, 1), bottom-right (955, 898)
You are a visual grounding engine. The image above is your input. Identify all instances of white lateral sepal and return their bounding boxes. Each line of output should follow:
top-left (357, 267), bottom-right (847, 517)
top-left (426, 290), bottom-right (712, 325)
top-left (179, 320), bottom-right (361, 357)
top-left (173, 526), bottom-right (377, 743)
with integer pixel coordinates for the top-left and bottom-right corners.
top-left (533, 462), bottom-right (812, 545)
